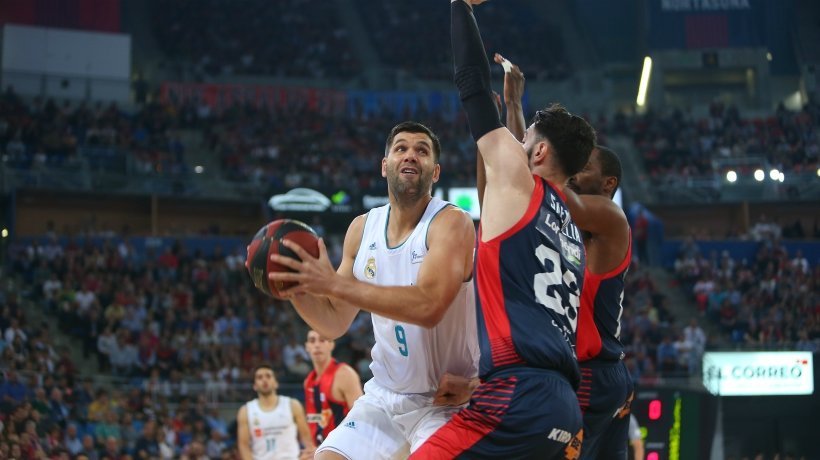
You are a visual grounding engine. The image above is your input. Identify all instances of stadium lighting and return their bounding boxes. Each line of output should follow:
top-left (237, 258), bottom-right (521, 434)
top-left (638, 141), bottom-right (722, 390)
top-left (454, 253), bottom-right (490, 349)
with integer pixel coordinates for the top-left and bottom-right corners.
top-left (769, 169), bottom-right (780, 181)
top-left (778, 172), bottom-right (785, 183)
top-left (1, 228), bottom-right (7, 238)
top-left (194, 165), bottom-right (204, 174)
top-left (754, 169), bottom-right (765, 181)
top-left (816, 168), bottom-right (819, 178)
top-left (636, 57), bottom-right (653, 107)
top-left (726, 170), bottom-right (737, 183)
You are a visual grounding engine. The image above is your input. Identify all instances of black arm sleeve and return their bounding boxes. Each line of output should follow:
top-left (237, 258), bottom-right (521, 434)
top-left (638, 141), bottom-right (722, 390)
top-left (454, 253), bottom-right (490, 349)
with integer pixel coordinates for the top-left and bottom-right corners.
top-left (451, 0), bottom-right (502, 142)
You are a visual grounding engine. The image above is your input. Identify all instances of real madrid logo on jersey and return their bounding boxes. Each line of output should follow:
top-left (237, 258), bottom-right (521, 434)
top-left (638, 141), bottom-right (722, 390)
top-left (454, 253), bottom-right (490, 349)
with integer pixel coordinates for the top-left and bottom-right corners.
top-left (365, 257), bottom-right (376, 279)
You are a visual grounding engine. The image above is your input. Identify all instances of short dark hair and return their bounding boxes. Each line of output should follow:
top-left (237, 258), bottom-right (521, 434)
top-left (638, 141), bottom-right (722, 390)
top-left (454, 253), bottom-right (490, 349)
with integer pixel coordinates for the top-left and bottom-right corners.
top-left (252, 364), bottom-right (275, 378)
top-left (531, 104), bottom-right (596, 176)
top-left (596, 146), bottom-right (622, 198)
top-left (384, 121), bottom-right (442, 163)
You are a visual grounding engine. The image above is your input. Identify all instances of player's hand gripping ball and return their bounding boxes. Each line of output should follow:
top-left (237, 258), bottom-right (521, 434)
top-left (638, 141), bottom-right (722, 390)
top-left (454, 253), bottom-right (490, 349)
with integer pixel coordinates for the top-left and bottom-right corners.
top-left (246, 219), bottom-right (319, 299)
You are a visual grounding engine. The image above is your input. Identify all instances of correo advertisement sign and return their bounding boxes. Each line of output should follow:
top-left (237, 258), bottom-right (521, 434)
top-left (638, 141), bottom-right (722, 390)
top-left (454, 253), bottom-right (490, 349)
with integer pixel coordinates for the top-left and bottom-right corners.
top-left (702, 351), bottom-right (814, 396)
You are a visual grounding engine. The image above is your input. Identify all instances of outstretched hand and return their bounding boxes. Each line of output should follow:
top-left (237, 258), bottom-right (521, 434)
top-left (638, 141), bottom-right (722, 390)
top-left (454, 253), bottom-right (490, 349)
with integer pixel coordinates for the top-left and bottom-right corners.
top-left (493, 53), bottom-right (525, 107)
top-left (269, 238), bottom-right (338, 298)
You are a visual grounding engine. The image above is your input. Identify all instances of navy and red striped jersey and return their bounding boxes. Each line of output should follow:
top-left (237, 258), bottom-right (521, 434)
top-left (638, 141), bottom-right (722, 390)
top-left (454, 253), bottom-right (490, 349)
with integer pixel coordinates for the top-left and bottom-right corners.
top-left (576, 237), bottom-right (631, 362)
top-left (303, 359), bottom-right (349, 445)
top-left (475, 176), bottom-right (584, 388)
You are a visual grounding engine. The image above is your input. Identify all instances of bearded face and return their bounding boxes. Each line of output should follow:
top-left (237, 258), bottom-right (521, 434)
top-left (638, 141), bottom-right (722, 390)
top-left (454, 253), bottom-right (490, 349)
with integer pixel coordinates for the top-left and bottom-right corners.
top-left (382, 132), bottom-right (440, 203)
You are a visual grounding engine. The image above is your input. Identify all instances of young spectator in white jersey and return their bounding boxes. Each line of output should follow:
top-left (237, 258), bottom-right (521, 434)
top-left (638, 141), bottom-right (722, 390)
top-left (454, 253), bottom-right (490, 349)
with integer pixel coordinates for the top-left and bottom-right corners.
top-left (269, 121), bottom-right (478, 459)
top-left (237, 365), bottom-right (315, 460)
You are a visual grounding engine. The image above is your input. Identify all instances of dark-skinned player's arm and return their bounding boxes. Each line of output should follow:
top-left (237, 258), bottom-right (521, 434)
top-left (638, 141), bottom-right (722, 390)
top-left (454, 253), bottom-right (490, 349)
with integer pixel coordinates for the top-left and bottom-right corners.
top-left (452, 0), bottom-right (533, 240)
top-left (561, 186), bottom-right (629, 237)
top-left (494, 53), bottom-right (526, 141)
top-left (477, 55), bottom-right (526, 209)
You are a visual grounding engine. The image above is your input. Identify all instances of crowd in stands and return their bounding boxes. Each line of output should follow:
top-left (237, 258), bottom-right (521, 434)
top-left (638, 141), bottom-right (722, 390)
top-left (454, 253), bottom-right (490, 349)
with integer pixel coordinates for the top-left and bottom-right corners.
top-left (149, 0), bottom-right (567, 83)
top-left (151, 0), bottom-right (358, 81)
top-left (624, 100), bottom-right (820, 188)
top-left (0, 239), bottom-right (325, 459)
top-left (1, 267), bottom-right (238, 459)
top-left (673, 227), bottom-right (819, 352)
top-left (616, 260), bottom-right (706, 380)
top-left (355, 0), bottom-right (570, 81)
top-left (0, 87), bottom-right (187, 177)
top-left (6, 82), bottom-right (820, 208)
top-left (0, 224), bottom-right (705, 458)
top-left (200, 102), bottom-right (476, 193)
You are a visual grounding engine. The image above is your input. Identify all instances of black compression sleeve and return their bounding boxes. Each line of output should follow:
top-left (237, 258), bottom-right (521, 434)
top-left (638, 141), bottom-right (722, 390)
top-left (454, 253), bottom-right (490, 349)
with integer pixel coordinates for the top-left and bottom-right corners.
top-left (451, 0), bottom-right (502, 141)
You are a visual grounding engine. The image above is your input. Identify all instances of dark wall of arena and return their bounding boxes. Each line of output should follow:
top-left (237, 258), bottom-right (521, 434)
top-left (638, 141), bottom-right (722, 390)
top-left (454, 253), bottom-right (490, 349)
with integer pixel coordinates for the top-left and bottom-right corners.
top-left (649, 201), bottom-right (814, 238)
top-left (13, 190), bottom-right (266, 237)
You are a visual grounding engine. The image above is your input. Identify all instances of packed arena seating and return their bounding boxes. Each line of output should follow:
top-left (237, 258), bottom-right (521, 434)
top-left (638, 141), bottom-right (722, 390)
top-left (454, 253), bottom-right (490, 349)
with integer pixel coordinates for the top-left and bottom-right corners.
top-left (673, 231), bottom-right (820, 353)
top-left (150, 0), bottom-right (358, 80)
top-left (622, 101), bottom-right (820, 187)
top-left (203, 103), bottom-right (475, 191)
top-left (0, 88), bottom-right (187, 177)
top-left (1, 237), bottom-right (691, 458)
top-left (9, 86), bottom-right (819, 204)
top-left (148, 0), bottom-right (568, 82)
top-left (355, 0), bottom-right (570, 81)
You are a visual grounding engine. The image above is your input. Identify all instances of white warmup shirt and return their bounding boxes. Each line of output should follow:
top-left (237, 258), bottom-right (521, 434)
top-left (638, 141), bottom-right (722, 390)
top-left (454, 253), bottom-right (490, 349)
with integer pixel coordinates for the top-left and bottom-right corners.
top-left (246, 397), bottom-right (299, 460)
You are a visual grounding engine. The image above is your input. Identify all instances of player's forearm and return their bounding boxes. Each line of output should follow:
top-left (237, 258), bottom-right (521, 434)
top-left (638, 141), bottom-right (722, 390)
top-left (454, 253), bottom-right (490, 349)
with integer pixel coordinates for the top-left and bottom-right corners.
top-left (330, 278), bottom-right (448, 328)
top-left (300, 432), bottom-right (315, 450)
top-left (290, 295), bottom-right (357, 340)
top-left (506, 101), bottom-right (526, 142)
top-left (452, 0), bottom-right (501, 142)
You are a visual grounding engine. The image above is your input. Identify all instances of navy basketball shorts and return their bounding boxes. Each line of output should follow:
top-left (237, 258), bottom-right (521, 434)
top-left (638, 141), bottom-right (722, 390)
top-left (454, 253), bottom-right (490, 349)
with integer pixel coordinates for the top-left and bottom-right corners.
top-left (577, 360), bottom-right (634, 460)
top-left (410, 367), bottom-right (583, 459)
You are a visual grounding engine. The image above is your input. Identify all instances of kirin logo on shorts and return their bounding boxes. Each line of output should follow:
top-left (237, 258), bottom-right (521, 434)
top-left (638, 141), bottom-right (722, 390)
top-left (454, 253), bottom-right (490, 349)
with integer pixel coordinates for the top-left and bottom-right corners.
top-left (547, 428), bottom-right (572, 443)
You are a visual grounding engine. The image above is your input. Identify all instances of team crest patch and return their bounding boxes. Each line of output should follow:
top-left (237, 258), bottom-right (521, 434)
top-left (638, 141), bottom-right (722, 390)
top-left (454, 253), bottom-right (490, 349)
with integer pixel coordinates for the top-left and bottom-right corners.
top-left (365, 257), bottom-right (376, 279)
top-left (319, 408), bottom-right (333, 428)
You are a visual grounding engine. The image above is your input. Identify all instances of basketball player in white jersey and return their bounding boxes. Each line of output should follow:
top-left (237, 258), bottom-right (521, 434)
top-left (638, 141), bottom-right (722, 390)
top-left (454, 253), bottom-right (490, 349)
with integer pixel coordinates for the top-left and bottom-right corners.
top-left (269, 121), bottom-right (478, 459)
top-left (237, 365), bottom-right (316, 460)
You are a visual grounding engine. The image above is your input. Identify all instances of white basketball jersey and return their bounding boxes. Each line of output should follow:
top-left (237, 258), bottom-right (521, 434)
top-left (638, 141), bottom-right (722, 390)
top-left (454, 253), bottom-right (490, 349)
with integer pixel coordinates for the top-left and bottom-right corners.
top-left (353, 198), bottom-right (479, 394)
top-left (246, 397), bottom-right (300, 460)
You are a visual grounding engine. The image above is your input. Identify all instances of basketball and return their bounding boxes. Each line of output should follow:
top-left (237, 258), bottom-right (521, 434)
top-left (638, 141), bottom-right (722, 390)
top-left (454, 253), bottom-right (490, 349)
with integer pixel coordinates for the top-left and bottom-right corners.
top-left (245, 219), bottom-right (320, 299)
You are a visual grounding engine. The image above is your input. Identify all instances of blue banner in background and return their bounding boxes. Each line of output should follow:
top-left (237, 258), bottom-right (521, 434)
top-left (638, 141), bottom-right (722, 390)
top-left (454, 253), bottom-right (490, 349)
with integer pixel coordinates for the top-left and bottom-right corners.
top-left (346, 90), bottom-right (462, 119)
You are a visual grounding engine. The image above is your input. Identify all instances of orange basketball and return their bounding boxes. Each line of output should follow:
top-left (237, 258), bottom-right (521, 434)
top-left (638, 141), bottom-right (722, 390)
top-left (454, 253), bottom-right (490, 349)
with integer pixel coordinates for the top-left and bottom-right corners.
top-left (245, 219), bottom-right (320, 299)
